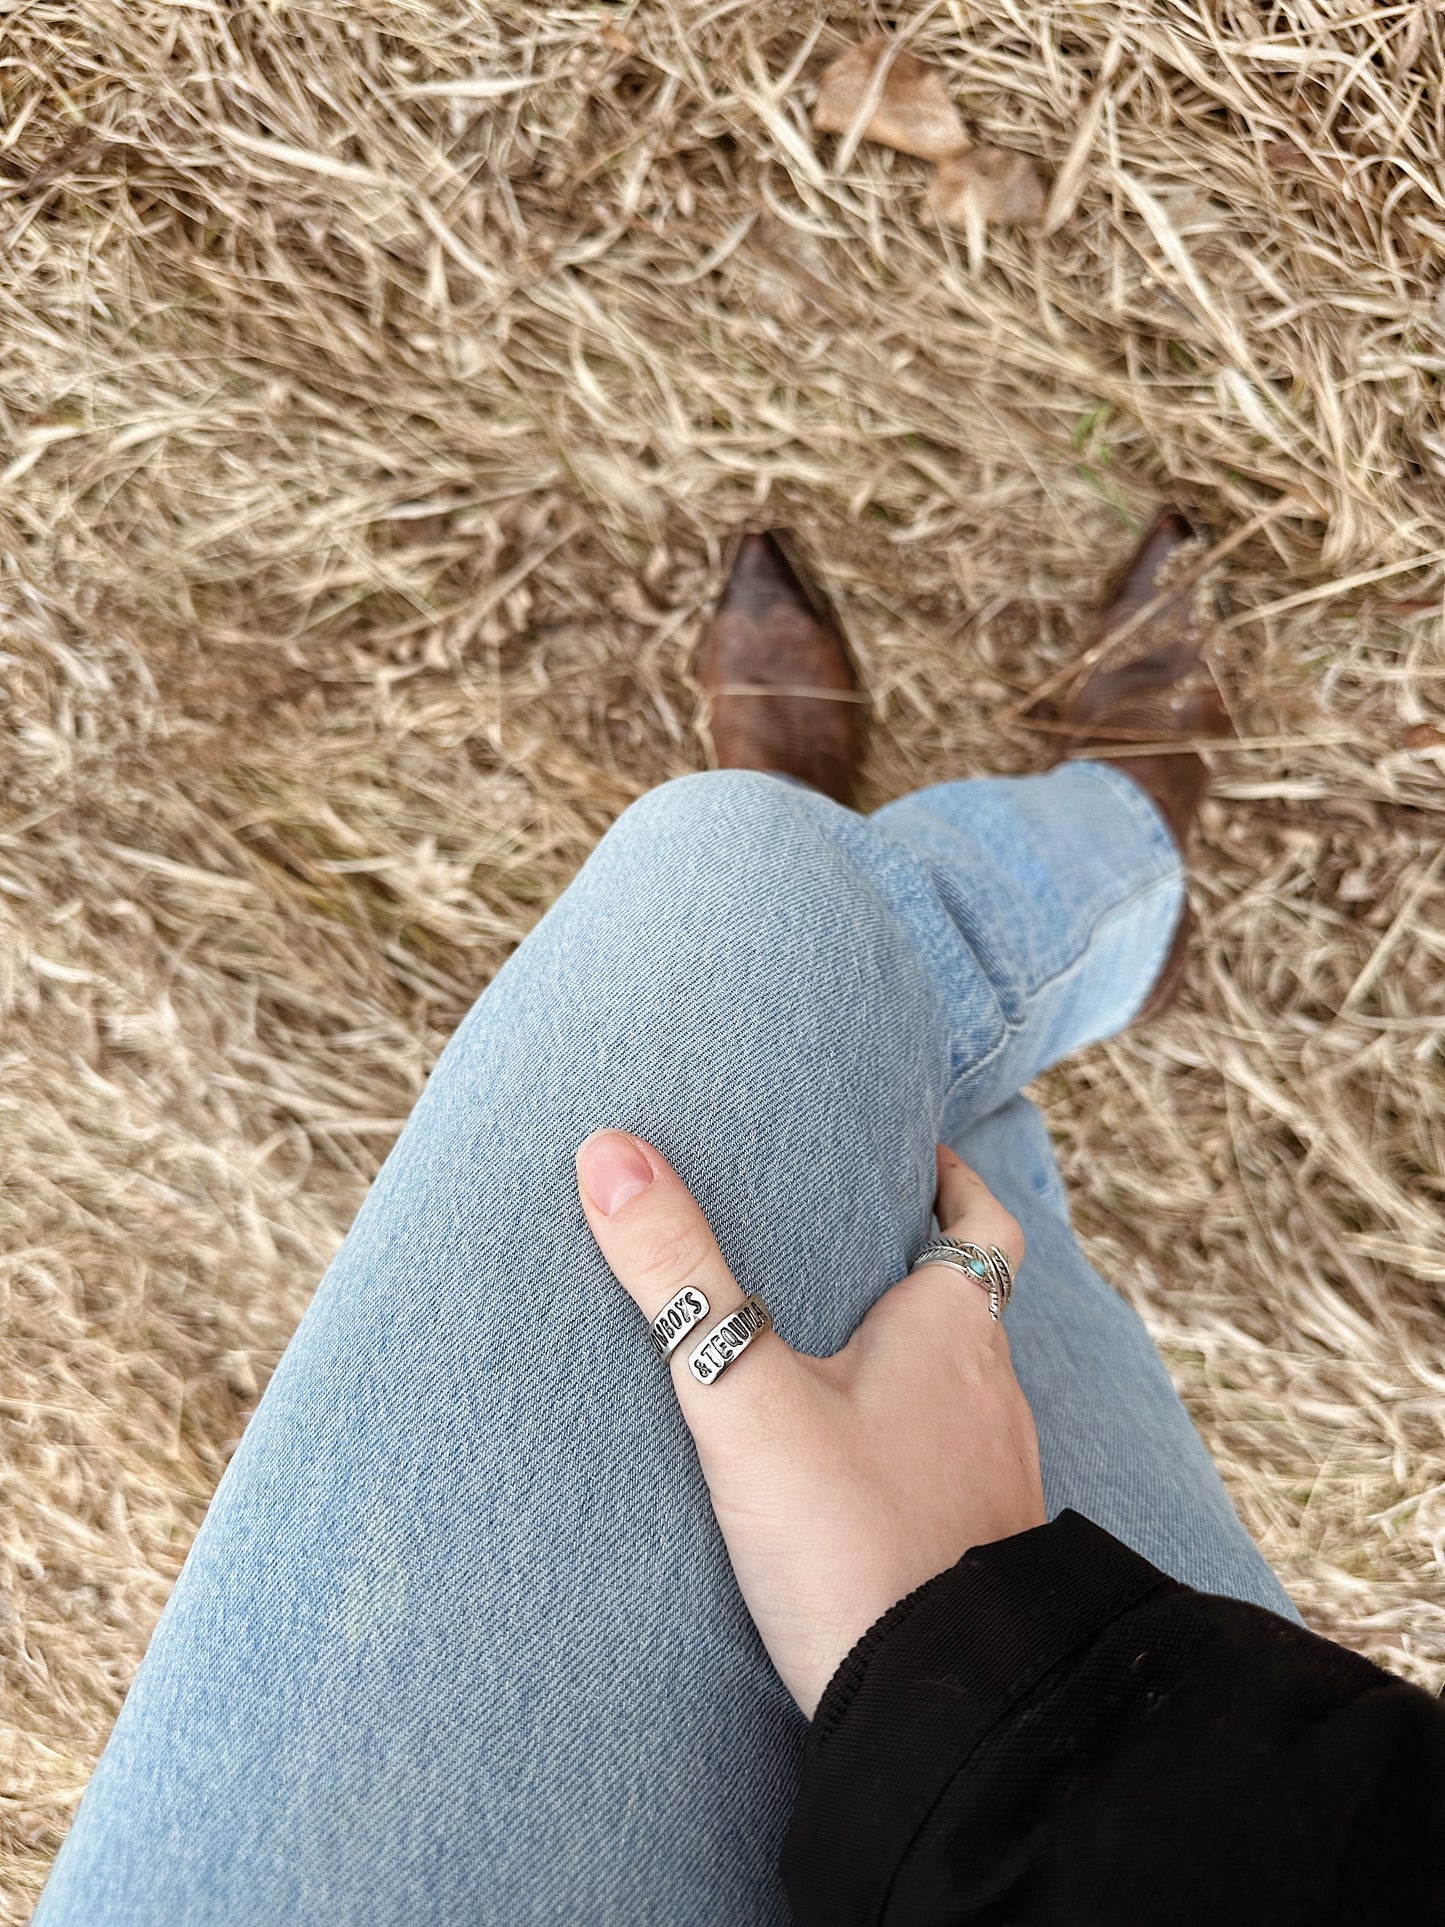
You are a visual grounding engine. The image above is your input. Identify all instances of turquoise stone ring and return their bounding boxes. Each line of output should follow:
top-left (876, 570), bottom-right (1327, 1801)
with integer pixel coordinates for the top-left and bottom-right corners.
top-left (909, 1236), bottom-right (1015, 1321)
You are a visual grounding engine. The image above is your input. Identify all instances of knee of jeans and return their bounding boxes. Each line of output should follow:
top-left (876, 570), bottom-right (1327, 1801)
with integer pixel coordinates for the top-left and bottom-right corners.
top-left (601, 770), bottom-right (833, 884)
top-left (585, 771), bottom-right (869, 981)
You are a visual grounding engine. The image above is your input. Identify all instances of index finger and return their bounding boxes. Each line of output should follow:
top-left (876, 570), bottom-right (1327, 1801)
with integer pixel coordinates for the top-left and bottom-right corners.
top-left (934, 1143), bottom-right (1025, 1274)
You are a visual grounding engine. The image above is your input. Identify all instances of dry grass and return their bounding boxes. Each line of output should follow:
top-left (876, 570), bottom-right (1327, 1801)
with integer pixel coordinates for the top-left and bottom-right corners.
top-left (3, 0), bottom-right (1444, 1912)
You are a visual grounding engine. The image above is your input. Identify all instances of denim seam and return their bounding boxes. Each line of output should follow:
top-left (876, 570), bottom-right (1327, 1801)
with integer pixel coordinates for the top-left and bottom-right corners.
top-left (943, 866), bottom-right (1183, 1100)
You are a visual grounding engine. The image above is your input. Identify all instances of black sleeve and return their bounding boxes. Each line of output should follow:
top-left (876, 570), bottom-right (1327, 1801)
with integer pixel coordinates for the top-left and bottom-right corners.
top-left (781, 1510), bottom-right (1445, 1926)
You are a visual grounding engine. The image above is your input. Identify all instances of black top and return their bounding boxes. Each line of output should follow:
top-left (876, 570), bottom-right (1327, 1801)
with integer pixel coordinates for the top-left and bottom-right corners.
top-left (781, 1511), bottom-right (1445, 1925)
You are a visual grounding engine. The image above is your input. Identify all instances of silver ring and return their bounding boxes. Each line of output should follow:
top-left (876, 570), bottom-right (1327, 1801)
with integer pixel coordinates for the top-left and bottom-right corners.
top-left (650, 1285), bottom-right (711, 1359)
top-left (686, 1295), bottom-right (771, 1385)
top-left (911, 1237), bottom-right (1014, 1322)
top-left (986, 1244), bottom-right (1014, 1310)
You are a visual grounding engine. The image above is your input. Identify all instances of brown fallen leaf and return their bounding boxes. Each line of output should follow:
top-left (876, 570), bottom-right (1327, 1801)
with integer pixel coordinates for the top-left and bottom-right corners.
top-left (928, 146), bottom-right (1047, 228)
top-left (814, 35), bottom-right (970, 163)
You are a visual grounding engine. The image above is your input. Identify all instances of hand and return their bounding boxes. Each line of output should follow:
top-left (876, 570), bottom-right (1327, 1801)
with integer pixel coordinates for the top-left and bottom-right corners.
top-left (576, 1132), bottom-right (1045, 1718)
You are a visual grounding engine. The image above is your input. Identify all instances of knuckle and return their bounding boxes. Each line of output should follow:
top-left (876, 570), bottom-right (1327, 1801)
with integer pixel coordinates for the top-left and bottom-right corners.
top-left (629, 1217), bottom-right (714, 1292)
top-left (938, 1193), bottom-right (1024, 1268)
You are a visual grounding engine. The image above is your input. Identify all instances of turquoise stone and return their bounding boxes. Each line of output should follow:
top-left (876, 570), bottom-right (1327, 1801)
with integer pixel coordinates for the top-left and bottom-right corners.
top-left (968, 1256), bottom-right (988, 1276)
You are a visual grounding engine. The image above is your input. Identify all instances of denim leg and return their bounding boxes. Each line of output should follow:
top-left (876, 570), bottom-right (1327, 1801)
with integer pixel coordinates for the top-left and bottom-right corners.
top-left (955, 1094), bottom-right (1297, 1615)
top-left (36, 766), bottom-right (1290, 1927)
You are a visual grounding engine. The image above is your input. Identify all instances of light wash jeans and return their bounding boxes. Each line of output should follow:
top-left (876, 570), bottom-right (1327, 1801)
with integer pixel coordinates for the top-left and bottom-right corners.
top-left (35, 765), bottom-right (1296, 1927)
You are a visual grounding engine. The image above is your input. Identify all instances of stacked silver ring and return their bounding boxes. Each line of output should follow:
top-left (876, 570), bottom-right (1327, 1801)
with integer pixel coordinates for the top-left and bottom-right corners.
top-left (649, 1286), bottom-right (772, 1384)
top-left (909, 1236), bottom-right (1014, 1322)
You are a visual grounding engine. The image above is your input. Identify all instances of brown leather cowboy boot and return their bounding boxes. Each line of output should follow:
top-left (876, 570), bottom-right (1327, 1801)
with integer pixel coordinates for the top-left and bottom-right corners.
top-left (695, 530), bottom-right (865, 807)
top-left (1055, 509), bottom-right (1232, 1018)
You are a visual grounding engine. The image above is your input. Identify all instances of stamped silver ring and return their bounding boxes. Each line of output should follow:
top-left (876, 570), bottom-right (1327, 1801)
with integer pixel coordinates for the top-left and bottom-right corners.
top-left (911, 1236), bottom-right (1015, 1323)
top-left (650, 1285), bottom-right (711, 1360)
top-left (686, 1295), bottom-right (772, 1385)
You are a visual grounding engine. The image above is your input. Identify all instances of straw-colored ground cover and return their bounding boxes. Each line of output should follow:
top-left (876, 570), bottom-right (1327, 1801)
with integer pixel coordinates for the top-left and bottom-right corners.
top-left (3, 0), bottom-right (1443, 1912)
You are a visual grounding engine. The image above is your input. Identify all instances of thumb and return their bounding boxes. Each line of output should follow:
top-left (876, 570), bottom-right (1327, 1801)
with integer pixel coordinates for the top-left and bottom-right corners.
top-left (576, 1131), bottom-right (791, 1401)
